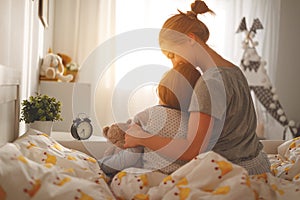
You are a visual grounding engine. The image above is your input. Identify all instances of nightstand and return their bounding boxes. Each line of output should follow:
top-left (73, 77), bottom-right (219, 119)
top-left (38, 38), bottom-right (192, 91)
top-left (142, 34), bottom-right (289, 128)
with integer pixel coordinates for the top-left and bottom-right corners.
top-left (51, 131), bottom-right (112, 159)
top-left (39, 81), bottom-right (91, 132)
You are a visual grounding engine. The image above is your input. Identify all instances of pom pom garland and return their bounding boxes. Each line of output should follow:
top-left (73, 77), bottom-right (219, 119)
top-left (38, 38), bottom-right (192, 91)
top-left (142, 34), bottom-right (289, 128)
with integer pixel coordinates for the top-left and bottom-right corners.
top-left (289, 120), bottom-right (295, 127)
top-left (280, 116), bottom-right (286, 122)
top-left (292, 128), bottom-right (298, 134)
top-left (237, 17), bottom-right (299, 138)
top-left (271, 87), bottom-right (276, 93)
top-left (272, 95), bottom-right (279, 101)
top-left (269, 103), bottom-right (276, 109)
top-left (277, 109), bottom-right (284, 115)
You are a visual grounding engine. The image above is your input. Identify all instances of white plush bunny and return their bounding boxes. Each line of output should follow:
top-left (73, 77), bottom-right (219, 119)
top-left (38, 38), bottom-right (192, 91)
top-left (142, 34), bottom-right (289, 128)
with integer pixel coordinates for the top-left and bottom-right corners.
top-left (40, 53), bottom-right (73, 82)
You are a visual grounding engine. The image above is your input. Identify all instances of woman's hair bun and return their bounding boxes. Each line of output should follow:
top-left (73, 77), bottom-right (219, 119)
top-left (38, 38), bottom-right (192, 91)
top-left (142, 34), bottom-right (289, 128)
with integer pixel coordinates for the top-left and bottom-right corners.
top-left (191, 0), bottom-right (215, 15)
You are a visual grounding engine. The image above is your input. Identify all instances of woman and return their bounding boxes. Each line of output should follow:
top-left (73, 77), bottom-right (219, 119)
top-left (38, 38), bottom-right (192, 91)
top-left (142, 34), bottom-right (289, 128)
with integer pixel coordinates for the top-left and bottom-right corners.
top-left (124, 0), bottom-right (270, 175)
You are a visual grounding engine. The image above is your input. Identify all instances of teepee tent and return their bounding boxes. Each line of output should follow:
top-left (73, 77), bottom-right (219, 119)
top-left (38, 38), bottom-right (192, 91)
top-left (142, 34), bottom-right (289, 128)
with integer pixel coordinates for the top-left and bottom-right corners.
top-left (236, 17), bottom-right (299, 139)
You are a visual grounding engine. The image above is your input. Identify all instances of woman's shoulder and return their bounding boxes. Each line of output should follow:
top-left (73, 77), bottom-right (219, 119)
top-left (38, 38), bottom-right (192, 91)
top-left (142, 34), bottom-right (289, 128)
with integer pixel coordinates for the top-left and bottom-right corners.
top-left (201, 66), bottom-right (245, 82)
top-left (205, 65), bottom-right (240, 74)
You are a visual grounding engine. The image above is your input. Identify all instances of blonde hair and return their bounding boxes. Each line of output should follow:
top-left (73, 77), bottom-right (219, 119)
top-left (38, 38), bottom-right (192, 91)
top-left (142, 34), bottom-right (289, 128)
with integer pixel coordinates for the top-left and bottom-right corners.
top-left (159, 0), bottom-right (214, 46)
top-left (157, 62), bottom-right (201, 112)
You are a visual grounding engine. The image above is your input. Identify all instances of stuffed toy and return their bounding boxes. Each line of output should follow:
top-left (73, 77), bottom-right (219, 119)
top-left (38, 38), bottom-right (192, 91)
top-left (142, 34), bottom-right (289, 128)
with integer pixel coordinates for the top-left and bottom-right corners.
top-left (57, 52), bottom-right (79, 82)
top-left (102, 119), bottom-right (132, 156)
top-left (57, 53), bottom-right (79, 71)
top-left (100, 119), bottom-right (144, 177)
top-left (57, 53), bottom-right (72, 66)
top-left (40, 53), bottom-right (73, 82)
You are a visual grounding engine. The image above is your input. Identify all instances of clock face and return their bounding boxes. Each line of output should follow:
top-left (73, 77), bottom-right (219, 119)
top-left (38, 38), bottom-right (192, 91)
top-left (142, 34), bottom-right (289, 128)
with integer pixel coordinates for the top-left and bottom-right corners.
top-left (77, 121), bottom-right (93, 139)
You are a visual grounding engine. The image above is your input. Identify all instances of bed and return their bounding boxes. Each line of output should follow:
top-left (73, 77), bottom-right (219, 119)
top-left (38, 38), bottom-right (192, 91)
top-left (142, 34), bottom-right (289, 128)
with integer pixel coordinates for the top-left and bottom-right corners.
top-left (1, 65), bottom-right (300, 200)
top-left (0, 65), bottom-right (20, 146)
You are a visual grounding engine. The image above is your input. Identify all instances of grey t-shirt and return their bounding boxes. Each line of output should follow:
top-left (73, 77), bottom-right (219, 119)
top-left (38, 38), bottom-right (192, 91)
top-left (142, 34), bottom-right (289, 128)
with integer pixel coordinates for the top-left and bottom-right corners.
top-left (189, 66), bottom-right (262, 163)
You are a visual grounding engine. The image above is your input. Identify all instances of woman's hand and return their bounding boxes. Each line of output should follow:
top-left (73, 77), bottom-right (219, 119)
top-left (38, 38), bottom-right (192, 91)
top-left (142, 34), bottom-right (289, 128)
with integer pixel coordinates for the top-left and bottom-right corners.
top-left (124, 123), bottom-right (149, 148)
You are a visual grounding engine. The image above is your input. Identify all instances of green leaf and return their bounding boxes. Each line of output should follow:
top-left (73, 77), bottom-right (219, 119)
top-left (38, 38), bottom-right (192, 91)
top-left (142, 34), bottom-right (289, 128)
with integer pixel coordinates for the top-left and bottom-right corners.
top-left (19, 93), bottom-right (63, 123)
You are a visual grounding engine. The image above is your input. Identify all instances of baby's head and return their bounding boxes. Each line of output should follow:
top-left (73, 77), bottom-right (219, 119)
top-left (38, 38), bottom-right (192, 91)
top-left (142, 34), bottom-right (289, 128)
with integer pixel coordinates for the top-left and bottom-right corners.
top-left (157, 62), bottom-right (201, 112)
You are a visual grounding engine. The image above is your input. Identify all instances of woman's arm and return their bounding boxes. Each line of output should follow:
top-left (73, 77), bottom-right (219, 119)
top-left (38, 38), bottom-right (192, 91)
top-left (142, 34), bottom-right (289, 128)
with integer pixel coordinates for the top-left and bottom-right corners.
top-left (124, 112), bottom-right (214, 161)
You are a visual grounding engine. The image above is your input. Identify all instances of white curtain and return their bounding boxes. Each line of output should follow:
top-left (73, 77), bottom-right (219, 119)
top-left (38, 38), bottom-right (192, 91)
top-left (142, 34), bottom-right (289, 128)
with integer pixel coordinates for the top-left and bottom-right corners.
top-left (206, 0), bottom-right (281, 140)
top-left (183, 0), bottom-right (280, 84)
top-left (209, 0), bottom-right (281, 84)
top-left (53, 0), bottom-right (281, 133)
top-left (111, 0), bottom-right (281, 119)
top-left (112, 0), bottom-right (191, 123)
top-left (53, 0), bottom-right (116, 134)
top-left (53, 0), bottom-right (116, 65)
top-left (217, 0), bottom-right (282, 140)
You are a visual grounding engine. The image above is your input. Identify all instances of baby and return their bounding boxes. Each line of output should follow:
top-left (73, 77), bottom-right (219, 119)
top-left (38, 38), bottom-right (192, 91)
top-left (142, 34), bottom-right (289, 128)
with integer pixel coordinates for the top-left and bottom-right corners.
top-left (98, 62), bottom-right (201, 177)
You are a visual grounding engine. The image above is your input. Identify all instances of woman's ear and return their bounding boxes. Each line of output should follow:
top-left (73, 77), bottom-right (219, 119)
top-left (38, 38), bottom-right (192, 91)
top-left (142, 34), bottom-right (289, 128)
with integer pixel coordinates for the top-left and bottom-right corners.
top-left (188, 33), bottom-right (196, 40)
top-left (187, 33), bottom-right (197, 45)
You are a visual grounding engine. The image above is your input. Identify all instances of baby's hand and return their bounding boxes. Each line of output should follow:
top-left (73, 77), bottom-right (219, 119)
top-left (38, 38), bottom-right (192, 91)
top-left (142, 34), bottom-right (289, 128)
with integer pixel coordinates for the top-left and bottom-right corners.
top-left (124, 123), bottom-right (147, 148)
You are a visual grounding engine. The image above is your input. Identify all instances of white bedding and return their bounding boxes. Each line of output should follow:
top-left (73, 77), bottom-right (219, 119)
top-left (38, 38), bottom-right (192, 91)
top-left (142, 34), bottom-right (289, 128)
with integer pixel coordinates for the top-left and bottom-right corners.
top-left (110, 150), bottom-right (300, 200)
top-left (0, 129), bottom-right (114, 200)
top-left (1, 129), bottom-right (300, 200)
top-left (109, 137), bottom-right (300, 199)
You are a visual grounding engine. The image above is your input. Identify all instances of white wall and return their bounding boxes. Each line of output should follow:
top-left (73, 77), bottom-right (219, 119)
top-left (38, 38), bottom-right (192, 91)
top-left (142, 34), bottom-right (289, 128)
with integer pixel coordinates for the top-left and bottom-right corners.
top-left (0, 0), bottom-right (55, 135)
top-left (0, 0), bottom-right (55, 99)
top-left (1, 0), bottom-right (34, 98)
top-left (276, 0), bottom-right (300, 125)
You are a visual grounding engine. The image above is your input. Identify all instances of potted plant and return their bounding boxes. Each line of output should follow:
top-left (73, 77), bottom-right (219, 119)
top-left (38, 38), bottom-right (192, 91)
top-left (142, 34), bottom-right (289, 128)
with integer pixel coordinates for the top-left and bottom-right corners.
top-left (20, 93), bottom-right (62, 135)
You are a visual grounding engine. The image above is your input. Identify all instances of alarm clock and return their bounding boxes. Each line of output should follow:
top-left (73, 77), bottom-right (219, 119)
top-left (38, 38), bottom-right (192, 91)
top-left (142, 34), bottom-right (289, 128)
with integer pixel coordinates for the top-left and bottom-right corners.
top-left (70, 113), bottom-right (93, 140)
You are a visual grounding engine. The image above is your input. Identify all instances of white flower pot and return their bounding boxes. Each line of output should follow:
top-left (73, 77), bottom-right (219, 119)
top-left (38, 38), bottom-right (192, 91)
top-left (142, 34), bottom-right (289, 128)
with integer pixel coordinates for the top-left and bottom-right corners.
top-left (30, 121), bottom-right (53, 135)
